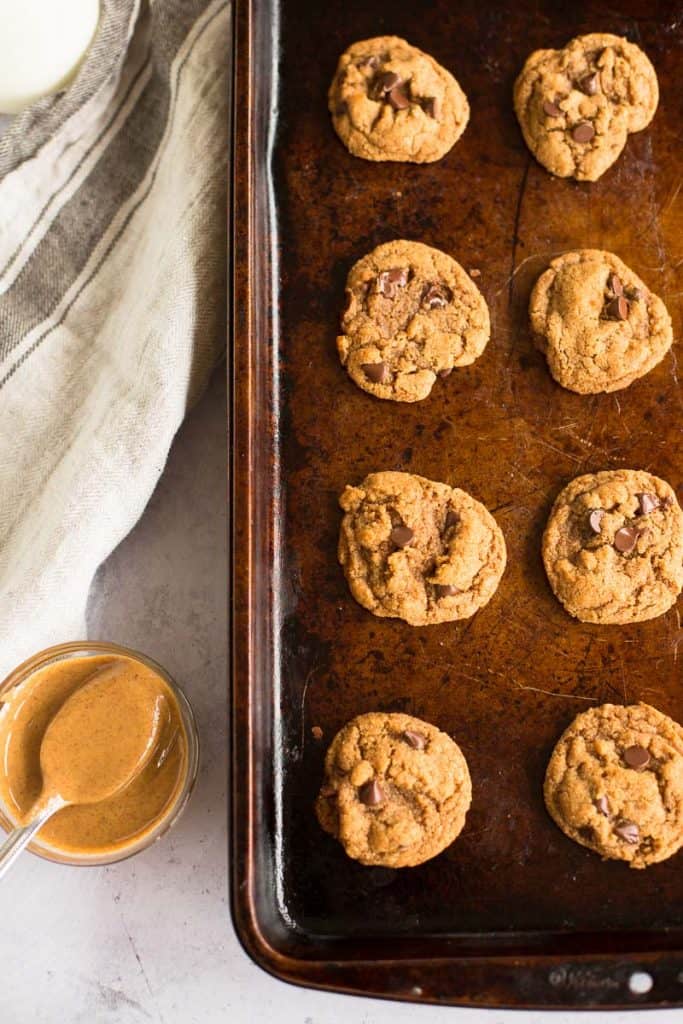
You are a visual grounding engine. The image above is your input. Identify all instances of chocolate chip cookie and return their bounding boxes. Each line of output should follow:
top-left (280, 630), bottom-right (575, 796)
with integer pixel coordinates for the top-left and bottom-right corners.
top-left (339, 240), bottom-right (490, 402)
top-left (514, 33), bottom-right (659, 181)
top-left (529, 249), bottom-right (673, 394)
top-left (542, 469), bottom-right (683, 625)
top-left (545, 703), bottom-right (683, 868)
top-left (316, 712), bottom-right (472, 867)
top-left (339, 471), bottom-right (506, 625)
top-left (329, 36), bottom-right (469, 163)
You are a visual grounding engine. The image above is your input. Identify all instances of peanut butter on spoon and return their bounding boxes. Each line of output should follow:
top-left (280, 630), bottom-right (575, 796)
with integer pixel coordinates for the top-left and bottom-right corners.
top-left (0, 664), bottom-right (165, 878)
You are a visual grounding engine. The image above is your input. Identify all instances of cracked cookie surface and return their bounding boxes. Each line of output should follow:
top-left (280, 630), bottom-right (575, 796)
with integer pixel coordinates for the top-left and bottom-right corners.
top-left (544, 703), bottom-right (683, 868)
top-left (339, 471), bottom-right (506, 626)
top-left (316, 711), bottom-right (472, 867)
top-left (514, 33), bottom-right (658, 181)
top-left (530, 249), bottom-right (673, 394)
top-left (542, 469), bottom-right (683, 625)
top-left (339, 240), bottom-right (490, 402)
top-left (329, 36), bottom-right (469, 163)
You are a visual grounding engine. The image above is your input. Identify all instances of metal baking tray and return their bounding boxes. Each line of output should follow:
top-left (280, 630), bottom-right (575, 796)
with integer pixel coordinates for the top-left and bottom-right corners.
top-left (230, 0), bottom-right (683, 1007)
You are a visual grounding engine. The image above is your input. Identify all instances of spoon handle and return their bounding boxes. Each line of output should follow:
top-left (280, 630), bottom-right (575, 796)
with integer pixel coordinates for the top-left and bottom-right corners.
top-left (0, 803), bottom-right (59, 881)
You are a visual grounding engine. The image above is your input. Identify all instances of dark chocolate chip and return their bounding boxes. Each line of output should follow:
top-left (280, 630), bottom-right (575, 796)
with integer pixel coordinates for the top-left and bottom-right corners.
top-left (445, 510), bottom-right (459, 529)
top-left (588, 509), bottom-right (604, 533)
top-left (423, 96), bottom-right (440, 119)
top-left (578, 72), bottom-right (599, 95)
top-left (614, 820), bottom-right (639, 844)
top-left (435, 583), bottom-right (460, 598)
top-left (403, 730), bottom-right (427, 750)
top-left (361, 361), bottom-right (390, 384)
top-left (377, 267), bottom-right (409, 298)
top-left (372, 70), bottom-right (400, 97)
top-left (422, 283), bottom-right (452, 310)
top-left (438, 367), bottom-right (453, 378)
top-left (595, 795), bottom-right (610, 817)
top-left (543, 99), bottom-right (563, 117)
top-left (623, 745), bottom-right (650, 769)
top-left (360, 779), bottom-right (384, 806)
top-left (637, 492), bottom-right (660, 515)
top-left (358, 55), bottom-right (380, 69)
top-left (572, 121), bottom-right (595, 143)
top-left (614, 525), bottom-right (640, 553)
top-left (605, 295), bottom-right (629, 320)
top-left (608, 273), bottom-right (624, 296)
top-left (632, 287), bottom-right (644, 300)
top-left (390, 525), bottom-right (414, 548)
top-left (387, 83), bottom-right (411, 110)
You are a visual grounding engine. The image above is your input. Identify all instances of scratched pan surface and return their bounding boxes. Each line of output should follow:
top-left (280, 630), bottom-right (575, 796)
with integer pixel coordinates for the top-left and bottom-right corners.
top-left (231, 0), bottom-right (683, 1008)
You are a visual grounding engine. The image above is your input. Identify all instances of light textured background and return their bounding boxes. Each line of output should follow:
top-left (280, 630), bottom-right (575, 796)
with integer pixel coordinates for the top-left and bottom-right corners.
top-left (1, 369), bottom-right (680, 1022)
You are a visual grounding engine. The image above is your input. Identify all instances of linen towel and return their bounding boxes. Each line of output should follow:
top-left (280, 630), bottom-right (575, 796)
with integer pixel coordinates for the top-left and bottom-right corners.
top-left (0, 0), bottom-right (230, 676)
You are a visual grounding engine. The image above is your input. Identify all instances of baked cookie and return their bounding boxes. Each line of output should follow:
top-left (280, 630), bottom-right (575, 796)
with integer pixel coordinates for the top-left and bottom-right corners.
top-left (544, 703), bottom-right (683, 869)
top-left (514, 33), bottom-right (658, 181)
top-left (329, 36), bottom-right (469, 163)
top-left (339, 471), bottom-right (506, 625)
top-left (338, 240), bottom-right (490, 402)
top-left (529, 249), bottom-right (673, 394)
top-left (316, 712), bottom-right (472, 867)
top-left (542, 469), bottom-right (683, 625)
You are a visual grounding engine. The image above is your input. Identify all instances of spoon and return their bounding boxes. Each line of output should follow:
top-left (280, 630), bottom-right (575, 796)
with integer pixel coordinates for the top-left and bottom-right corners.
top-left (0, 665), bottom-right (164, 879)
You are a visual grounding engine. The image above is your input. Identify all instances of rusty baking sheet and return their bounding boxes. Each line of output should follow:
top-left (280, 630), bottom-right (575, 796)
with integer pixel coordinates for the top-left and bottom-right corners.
top-left (231, 0), bottom-right (683, 1007)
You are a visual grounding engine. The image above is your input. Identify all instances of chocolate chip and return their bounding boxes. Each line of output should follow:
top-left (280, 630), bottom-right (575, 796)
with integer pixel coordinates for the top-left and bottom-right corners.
top-left (358, 55), bottom-right (379, 69)
top-left (543, 99), bottom-right (563, 117)
top-left (614, 820), bottom-right (639, 844)
top-left (445, 510), bottom-right (459, 529)
top-left (377, 267), bottom-right (409, 298)
top-left (578, 72), bottom-right (599, 95)
top-left (632, 287), bottom-right (644, 301)
top-left (390, 525), bottom-right (414, 548)
top-left (361, 361), bottom-right (390, 384)
top-left (595, 795), bottom-right (610, 817)
top-left (423, 96), bottom-right (440, 119)
top-left (614, 525), bottom-right (641, 553)
top-left (623, 745), bottom-right (650, 769)
top-left (608, 273), bottom-right (624, 296)
top-left (359, 779), bottom-right (384, 806)
top-left (403, 730), bottom-right (426, 750)
top-left (605, 296), bottom-right (629, 321)
top-left (572, 121), bottom-right (595, 143)
top-left (637, 493), bottom-right (660, 515)
top-left (588, 509), bottom-right (604, 533)
top-left (435, 583), bottom-right (460, 598)
top-left (387, 83), bottom-right (411, 110)
top-left (438, 368), bottom-right (453, 378)
top-left (372, 70), bottom-right (400, 97)
top-left (422, 283), bottom-right (451, 310)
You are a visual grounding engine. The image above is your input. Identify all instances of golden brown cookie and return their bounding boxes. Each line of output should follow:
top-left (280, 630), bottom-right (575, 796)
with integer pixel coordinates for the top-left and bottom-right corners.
top-left (316, 711), bottom-right (472, 867)
top-left (542, 469), bottom-right (683, 625)
top-left (339, 471), bottom-right (506, 626)
top-left (544, 703), bottom-right (683, 868)
top-left (514, 33), bottom-right (658, 181)
top-left (339, 240), bottom-right (490, 402)
top-left (529, 249), bottom-right (673, 394)
top-left (329, 36), bottom-right (469, 163)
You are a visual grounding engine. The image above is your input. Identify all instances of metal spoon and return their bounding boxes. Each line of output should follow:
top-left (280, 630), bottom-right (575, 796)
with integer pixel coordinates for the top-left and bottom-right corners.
top-left (0, 666), bottom-right (164, 879)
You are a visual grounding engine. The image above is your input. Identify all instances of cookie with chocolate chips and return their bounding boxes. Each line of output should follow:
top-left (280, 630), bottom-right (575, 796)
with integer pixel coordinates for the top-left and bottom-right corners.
top-left (529, 249), bottom-right (673, 394)
top-left (329, 36), bottom-right (469, 162)
top-left (544, 703), bottom-right (683, 869)
top-left (316, 712), bottom-right (472, 867)
top-left (339, 240), bottom-right (490, 402)
top-left (514, 33), bottom-right (659, 181)
top-left (542, 469), bottom-right (683, 624)
top-left (338, 471), bottom-right (506, 626)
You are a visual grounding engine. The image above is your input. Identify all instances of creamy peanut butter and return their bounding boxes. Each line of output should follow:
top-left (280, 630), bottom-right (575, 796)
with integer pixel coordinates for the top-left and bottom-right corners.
top-left (0, 654), bottom-right (188, 856)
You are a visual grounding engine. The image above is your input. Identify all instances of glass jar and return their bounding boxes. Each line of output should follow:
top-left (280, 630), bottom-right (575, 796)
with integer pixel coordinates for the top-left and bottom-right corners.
top-left (0, 641), bottom-right (199, 866)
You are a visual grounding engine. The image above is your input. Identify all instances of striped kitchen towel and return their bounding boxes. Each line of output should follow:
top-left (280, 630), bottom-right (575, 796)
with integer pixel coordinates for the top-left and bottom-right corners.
top-left (0, 0), bottom-right (230, 675)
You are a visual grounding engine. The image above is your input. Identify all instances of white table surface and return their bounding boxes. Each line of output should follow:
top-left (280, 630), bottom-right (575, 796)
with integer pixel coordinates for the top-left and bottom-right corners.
top-left (2, 369), bottom-right (679, 1023)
